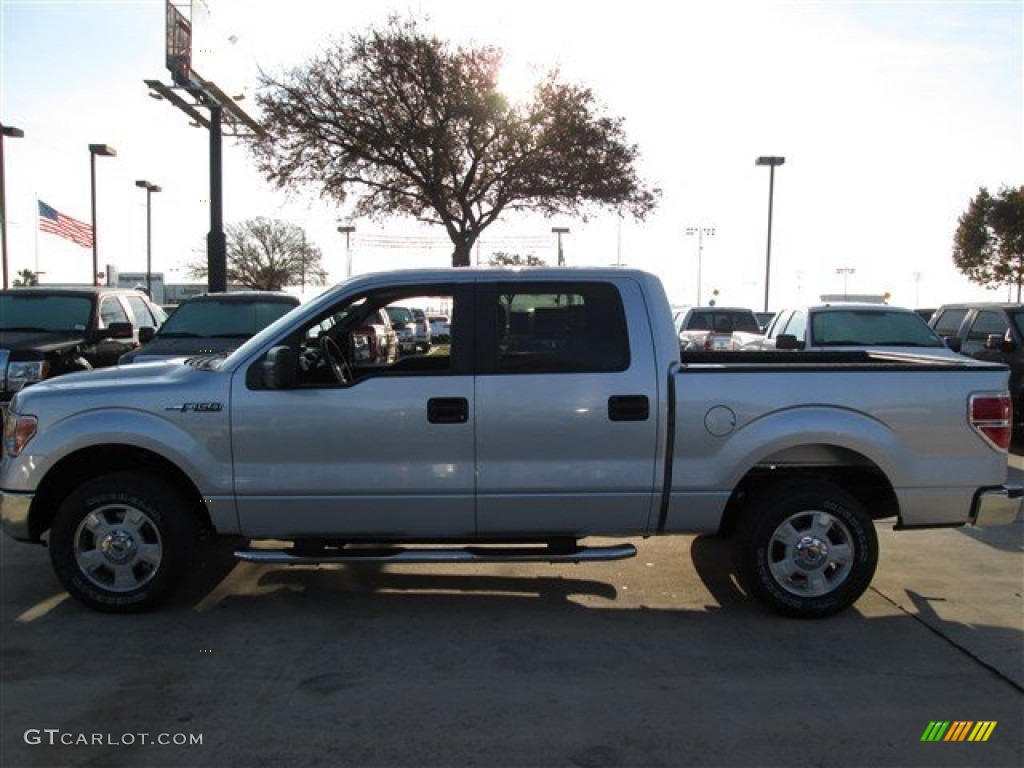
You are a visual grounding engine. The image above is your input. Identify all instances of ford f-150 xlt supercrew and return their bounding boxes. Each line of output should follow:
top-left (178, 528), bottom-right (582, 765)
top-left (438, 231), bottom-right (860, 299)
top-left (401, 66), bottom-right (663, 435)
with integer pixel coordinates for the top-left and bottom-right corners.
top-left (1, 269), bottom-right (1020, 618)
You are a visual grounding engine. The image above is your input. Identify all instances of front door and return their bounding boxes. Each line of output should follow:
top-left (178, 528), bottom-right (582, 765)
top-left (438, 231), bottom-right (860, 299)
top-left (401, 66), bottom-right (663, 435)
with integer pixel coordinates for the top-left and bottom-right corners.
top-left (230, 284), bottom-right (476, 539)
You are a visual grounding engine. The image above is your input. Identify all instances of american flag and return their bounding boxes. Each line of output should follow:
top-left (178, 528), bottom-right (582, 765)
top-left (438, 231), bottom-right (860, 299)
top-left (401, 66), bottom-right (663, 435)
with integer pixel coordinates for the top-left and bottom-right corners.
top-left (38, 200), bottom-right (94, 248)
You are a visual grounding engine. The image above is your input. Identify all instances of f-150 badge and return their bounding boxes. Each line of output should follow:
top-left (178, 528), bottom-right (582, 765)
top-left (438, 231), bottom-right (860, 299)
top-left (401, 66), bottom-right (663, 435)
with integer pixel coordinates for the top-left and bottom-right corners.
top-left (164, 402), bottom-right (224, 413)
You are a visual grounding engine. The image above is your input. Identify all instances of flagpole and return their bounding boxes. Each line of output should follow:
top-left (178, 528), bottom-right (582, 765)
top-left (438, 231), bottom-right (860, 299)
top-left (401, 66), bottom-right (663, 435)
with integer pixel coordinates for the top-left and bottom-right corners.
top-left (34, 195), bottom-right (39, 281)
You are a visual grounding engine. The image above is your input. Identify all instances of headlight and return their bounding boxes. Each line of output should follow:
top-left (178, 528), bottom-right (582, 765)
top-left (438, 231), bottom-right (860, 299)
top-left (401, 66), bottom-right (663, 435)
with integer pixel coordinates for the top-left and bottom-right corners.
top-left (6, 361), bottom-right (49, 390)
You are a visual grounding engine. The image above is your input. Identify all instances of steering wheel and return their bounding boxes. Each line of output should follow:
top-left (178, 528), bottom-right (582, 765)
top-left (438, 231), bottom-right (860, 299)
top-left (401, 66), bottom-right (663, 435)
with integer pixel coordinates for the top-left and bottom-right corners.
top-left (320, 335), bottom-right (353, 384)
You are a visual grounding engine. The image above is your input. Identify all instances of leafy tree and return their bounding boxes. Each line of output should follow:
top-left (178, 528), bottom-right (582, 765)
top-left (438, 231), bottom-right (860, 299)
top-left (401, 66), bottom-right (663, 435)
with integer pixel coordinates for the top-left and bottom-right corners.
top-left (488, 251), bottom-right (546, 267)
top-left (953, 186), bottom-right (1024, 300)
top-left (188, 218), bottom-right (326, 291)
top-left (13, 269), bottom-right (38, 286)
top-left (249, 16), bottom-right (659, 267)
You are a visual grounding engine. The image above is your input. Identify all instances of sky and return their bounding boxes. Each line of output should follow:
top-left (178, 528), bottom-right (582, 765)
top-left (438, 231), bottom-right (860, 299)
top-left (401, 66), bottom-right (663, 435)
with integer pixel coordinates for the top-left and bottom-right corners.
top-left (0, 0), bottom-right (1021, 309)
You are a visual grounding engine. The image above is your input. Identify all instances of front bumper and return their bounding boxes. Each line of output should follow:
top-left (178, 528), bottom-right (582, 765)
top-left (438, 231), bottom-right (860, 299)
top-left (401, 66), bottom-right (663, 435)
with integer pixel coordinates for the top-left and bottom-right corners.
top-left (0, 490), bottom-right (35, 541)
top-left (970, 485), bottom-right (1023, 527)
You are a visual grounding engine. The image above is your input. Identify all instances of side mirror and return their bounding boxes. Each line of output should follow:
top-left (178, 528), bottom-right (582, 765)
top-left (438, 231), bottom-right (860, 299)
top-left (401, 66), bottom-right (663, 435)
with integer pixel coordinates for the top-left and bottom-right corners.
top-left (776, 333), bottom-right (806, 351)
top-left (944, 336), bottom-right (962, 352)
top-left (991, 333), bottom-right (1018, 354)
top-left (91, 321), bottom-right (133, 342)
top-left (139, 326), bottom-right (156, 344)
top-left (262, 345), bottom-right (297, 389)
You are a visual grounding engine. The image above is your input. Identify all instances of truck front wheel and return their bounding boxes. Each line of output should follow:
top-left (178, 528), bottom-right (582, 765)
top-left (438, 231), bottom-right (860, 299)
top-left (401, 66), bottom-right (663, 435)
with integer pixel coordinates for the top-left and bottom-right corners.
top-left (733, 481), bottom-right (878, 618)
top-left (49, 472), bottom-right (198, 613)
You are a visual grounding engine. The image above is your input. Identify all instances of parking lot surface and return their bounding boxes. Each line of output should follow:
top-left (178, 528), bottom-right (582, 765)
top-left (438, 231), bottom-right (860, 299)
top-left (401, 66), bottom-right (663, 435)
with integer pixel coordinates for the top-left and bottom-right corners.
top-left (2, 508), bottom-right (1021, 768)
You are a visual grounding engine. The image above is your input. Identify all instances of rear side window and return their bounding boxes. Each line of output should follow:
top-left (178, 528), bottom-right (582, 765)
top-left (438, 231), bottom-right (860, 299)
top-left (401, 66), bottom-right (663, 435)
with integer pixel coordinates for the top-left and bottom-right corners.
top-left (966, 310), bottom-right (1009, 343)
top-left (931, 308), bottom-right (968, 337)
top-left (485, 283), bottom-right (630, 374)
top-left (125, 295), bottom-right (157, 328)
top-left (99, 297), bottom-right (129, 327)
top-left (782, 310), bottom-right (806, 340)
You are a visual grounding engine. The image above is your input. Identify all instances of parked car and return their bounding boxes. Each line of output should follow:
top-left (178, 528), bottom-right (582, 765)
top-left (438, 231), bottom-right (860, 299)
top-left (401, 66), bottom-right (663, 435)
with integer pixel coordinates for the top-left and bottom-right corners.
top-left (410, 308), bottom-right (431, 351)
top-left (747, 303), bottom-right (960, 357)
top-left (306, 304), bottom-right (398, 369)
top-left (673, 306), bottom-right (763, 350)
top-left (428, 314), bottom-right (451, 342)
top-left (385, 306), bottom-right (419, 355)
top-left (929, 303), bottom-right (1024, 434)
top-left (0, 286), bottom-right (165, 405)
top-left (119, 291), bottom-right (300, 364)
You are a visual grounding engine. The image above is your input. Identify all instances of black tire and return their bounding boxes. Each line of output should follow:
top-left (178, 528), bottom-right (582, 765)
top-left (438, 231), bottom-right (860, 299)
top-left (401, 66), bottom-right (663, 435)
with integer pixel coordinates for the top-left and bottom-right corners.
top-left (733, 480), bottom-right (878, 619)
top-left (49, 472), bottom-right (198, 613)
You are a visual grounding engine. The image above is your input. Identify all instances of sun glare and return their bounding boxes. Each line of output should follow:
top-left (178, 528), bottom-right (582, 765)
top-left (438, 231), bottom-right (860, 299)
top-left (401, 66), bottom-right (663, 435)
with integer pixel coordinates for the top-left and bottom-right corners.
top-left (498, 53), bottom-right (542, 106)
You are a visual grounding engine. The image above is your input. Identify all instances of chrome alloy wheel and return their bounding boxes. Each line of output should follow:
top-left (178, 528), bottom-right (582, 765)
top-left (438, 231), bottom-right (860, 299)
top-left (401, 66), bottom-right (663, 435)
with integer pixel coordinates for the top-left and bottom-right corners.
top-left (72, 504), bottom-right (164, 592)
top-left (767, 510), bottom-right (855, 597)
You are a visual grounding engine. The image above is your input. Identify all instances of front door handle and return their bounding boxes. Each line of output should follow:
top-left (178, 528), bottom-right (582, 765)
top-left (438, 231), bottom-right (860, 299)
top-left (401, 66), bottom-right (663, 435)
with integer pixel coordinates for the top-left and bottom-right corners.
top-left (608, 395), bottom-right (649, 422)
top-left (428, 397), bottom-right (469, 424)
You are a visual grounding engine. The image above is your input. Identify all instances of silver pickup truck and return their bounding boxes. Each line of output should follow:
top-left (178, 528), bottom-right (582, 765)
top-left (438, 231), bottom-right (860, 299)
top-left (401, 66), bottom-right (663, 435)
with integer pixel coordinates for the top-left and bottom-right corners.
top-left (1, 268), bottom-right (1019, 618)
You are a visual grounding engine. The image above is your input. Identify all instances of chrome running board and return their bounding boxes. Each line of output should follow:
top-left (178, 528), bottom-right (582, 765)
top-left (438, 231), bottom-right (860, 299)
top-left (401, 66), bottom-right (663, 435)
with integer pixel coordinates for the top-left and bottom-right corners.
top-left (234, 542), bottom-right (637, 565)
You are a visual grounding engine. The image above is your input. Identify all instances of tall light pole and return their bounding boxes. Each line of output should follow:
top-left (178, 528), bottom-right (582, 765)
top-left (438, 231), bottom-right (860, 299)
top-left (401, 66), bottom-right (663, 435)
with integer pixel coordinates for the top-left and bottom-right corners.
top-left (755, 155), bottom-right (785, 312)
top-left (89, 143), bottom-right (116, 286)
top-left (836, 267), bottom-right (856, 299)
top-left (552, 226), bottom-right (570, 266)
top-left (1, 124), bottom-right (25, 290)
top-left (685, 224), bottom-right (715, 305)
top-left (135, 180), bottom-right (161, 297)
top-left (337, 224), bottom-right (356, 278)
top-left (912, 271), bottom-right (923, 307)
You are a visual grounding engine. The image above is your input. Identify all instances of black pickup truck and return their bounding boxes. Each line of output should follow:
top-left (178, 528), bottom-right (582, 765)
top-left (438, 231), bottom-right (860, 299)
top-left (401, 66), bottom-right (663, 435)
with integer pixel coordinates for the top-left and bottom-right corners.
top-left (930, 302), bottom-right (1024, 440)
top-left (0, 286), bottom-right (166, 405)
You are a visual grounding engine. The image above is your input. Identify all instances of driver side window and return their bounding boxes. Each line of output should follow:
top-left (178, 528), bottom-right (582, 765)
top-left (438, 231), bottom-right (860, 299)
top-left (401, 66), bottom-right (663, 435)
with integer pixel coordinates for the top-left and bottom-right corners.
top-left (292, 287), bottom-right (459, 387)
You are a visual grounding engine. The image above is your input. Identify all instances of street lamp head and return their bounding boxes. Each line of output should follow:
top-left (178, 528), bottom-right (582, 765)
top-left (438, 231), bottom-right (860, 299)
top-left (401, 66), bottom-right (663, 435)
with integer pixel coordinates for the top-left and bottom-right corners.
top-left (135, 180), bottom-right (161, 192)
top-left (1, 125), bottom-right (25, 139)
top-left (88, 143), bottom-right (117, 157)
top-left (551, 227), bottom-right (570, 234)
top-left (337, 225), bottom-right (356, 234)
top-left (756, 156), bottom-right (785, 167)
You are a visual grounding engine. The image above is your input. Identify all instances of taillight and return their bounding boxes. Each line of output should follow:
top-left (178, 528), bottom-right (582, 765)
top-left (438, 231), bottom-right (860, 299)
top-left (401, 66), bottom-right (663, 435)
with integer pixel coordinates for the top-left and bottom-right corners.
top-left (969, 393), bottom-right (1012, 452)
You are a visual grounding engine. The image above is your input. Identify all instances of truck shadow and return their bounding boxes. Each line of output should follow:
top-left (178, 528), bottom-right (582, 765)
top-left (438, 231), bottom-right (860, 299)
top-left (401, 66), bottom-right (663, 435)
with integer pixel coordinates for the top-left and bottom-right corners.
top-left (5, 534), bottom-right (1021, 768)
top-left (171, 534), bottom-right (752, 614)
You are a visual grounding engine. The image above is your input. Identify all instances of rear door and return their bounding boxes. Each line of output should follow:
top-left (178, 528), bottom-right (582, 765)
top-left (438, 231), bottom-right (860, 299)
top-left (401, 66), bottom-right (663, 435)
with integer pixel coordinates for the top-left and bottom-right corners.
top-left (474, 277), bottom-right (660, 536)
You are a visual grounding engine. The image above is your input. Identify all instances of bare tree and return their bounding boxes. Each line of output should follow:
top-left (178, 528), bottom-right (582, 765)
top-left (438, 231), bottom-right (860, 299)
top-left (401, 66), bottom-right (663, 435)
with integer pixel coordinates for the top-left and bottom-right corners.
top-left (188, 218), bottom-right (326, 291)
top-left (249, 16), bottom-right (660, 267)
top-left (488, 252), bottom-right (545, 267)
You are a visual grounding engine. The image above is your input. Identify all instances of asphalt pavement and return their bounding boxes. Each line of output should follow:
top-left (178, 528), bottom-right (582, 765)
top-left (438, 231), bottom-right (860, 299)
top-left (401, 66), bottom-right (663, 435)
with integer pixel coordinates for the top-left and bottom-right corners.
top-left (1, 488), bottom-right (1021, 767)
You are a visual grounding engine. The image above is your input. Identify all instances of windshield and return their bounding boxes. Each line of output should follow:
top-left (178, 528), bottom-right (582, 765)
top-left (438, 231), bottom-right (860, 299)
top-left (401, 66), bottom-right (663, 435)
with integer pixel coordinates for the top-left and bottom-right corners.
top-left (385, 307), bottom-right (414, 326)
top-left (158, 299), bottom-right (296, 338)
top-left (685, 310), bottom-right (761, 334)
top-left (811, 309), bottom-right (945, 347)
top-left (0, 294), bottom-right (92, 332)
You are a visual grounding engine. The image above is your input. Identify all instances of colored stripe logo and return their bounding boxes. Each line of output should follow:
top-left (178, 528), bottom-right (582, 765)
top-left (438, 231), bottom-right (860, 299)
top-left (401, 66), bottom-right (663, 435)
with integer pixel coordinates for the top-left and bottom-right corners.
top-left (921, 721), bottom-right (997, 742)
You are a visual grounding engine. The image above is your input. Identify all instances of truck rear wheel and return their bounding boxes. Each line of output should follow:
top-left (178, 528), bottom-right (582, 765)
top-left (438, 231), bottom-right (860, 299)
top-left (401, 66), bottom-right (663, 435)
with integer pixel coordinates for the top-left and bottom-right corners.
top-left (733, 480), bottom-right (878, 618)
top-left (49, 472), bottom-right (198, 613)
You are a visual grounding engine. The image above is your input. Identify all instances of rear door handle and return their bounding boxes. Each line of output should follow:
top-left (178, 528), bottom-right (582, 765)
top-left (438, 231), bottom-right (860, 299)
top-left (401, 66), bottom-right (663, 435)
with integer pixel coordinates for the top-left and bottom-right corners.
top-left (428, 397), bottom-right (469, 424)
top-left (608, 395), bottom-right (650, 422)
